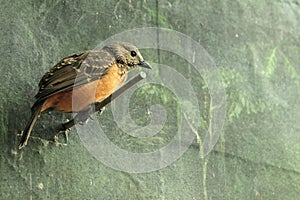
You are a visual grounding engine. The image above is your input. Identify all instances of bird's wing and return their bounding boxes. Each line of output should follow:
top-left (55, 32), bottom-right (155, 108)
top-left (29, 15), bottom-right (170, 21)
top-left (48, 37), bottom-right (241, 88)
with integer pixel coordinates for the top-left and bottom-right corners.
top-left (35, 50), bottom-right (115, 101)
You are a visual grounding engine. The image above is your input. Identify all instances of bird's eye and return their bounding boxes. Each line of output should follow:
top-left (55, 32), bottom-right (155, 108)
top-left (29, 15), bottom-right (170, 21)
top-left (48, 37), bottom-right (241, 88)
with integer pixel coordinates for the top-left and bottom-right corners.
top-left (130, 51), bottom-right (136, 57)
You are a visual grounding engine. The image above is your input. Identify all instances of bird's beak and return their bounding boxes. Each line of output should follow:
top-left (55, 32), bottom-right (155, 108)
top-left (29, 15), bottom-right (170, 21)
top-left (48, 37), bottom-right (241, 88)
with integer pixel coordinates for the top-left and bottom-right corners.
top-left (139, 61), bottom-right (152, 69)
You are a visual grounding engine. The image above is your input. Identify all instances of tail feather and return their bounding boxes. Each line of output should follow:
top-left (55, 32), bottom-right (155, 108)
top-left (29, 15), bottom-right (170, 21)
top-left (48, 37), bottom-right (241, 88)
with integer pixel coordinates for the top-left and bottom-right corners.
top-left (18, 101), bottom-right (45, 149)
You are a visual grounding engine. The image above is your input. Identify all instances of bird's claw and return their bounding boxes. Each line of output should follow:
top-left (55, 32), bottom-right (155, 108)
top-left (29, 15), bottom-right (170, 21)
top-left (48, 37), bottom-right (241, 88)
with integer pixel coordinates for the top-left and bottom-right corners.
top-left (52, 128), bottom-right (70, 146)
top-left (98, 107), bottom-right (105, 115)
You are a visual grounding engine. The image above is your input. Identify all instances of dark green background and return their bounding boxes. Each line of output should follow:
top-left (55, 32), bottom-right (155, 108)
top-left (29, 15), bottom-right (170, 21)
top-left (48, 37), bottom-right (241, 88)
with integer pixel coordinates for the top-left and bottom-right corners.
top-left (1, 0), bottom-right (300, 199)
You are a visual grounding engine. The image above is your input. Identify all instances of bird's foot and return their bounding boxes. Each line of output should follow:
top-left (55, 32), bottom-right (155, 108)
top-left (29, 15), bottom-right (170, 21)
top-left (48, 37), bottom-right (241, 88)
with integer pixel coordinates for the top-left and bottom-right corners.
top-left (98, 107), bottom-right (105, 115)
top-left (52, 127), bottom-right (71, 146)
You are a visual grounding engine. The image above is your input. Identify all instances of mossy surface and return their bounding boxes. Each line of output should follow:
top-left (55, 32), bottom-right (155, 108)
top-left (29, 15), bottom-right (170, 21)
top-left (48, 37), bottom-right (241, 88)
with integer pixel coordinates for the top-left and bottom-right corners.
top-left (1, 0), bottom-right (300, 199)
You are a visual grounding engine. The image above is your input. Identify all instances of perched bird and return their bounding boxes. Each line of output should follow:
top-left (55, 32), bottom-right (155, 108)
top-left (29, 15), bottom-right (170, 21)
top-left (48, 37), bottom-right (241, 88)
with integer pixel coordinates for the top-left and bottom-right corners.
top-left (18, 41), bottom-right (151, 149)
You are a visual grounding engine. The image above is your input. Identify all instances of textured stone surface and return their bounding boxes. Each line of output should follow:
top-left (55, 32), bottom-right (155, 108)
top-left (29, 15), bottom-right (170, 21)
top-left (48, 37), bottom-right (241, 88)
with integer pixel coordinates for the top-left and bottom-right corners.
top-left (1, 0), bottom-right (299, 199)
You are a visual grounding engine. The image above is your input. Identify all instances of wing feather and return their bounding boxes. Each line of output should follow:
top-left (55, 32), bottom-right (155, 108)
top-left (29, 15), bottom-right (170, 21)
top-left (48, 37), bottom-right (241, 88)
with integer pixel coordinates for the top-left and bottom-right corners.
top-left (35, 50), bottom-right (115, 101)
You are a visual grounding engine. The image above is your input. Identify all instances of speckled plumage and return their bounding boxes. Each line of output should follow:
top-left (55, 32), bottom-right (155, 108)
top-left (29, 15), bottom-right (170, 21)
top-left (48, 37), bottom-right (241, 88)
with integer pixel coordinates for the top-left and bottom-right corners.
top-left (18, 41), bottom-right (151, 149)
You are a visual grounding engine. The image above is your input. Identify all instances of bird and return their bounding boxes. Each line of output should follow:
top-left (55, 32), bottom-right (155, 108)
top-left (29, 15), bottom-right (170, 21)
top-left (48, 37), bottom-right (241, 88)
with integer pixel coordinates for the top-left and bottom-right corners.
top-left (18, 41), bottom-right (151, 149)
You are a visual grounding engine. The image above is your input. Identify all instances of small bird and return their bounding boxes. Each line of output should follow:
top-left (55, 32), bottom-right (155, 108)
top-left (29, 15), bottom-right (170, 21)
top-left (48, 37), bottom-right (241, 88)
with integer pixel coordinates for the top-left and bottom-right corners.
top-left (18, 41), bottom-right (151, 149)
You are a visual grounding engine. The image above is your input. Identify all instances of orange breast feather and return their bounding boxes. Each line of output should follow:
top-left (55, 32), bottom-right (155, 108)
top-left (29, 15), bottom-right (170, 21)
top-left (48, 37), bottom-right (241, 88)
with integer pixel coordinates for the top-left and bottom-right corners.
top-left (41, 64), bottom-right (125, 113)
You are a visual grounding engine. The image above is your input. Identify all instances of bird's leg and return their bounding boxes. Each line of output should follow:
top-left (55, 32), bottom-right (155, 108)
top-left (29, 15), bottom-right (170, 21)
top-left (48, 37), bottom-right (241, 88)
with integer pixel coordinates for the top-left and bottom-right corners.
top-left (51, 131), bottom-right (69, 146)
top-left (53, 106), bottom-right (99, 145)
top-left (98, 107), bottom-right (105, 115)
top-left (54, 72), bottom-right (146, 144)
top-left (51, 118), bottom-right (71, 146)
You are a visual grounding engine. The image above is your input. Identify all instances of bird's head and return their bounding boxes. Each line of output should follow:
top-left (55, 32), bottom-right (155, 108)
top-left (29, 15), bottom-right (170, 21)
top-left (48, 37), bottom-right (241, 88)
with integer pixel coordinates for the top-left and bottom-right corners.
top-left (104, 41), bottom-right (151, 71)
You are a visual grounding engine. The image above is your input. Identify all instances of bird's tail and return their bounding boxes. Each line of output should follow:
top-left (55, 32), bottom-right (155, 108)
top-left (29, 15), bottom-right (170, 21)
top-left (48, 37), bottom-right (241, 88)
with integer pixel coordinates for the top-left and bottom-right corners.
top-left (18, 101), bottom-right (45, 149)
